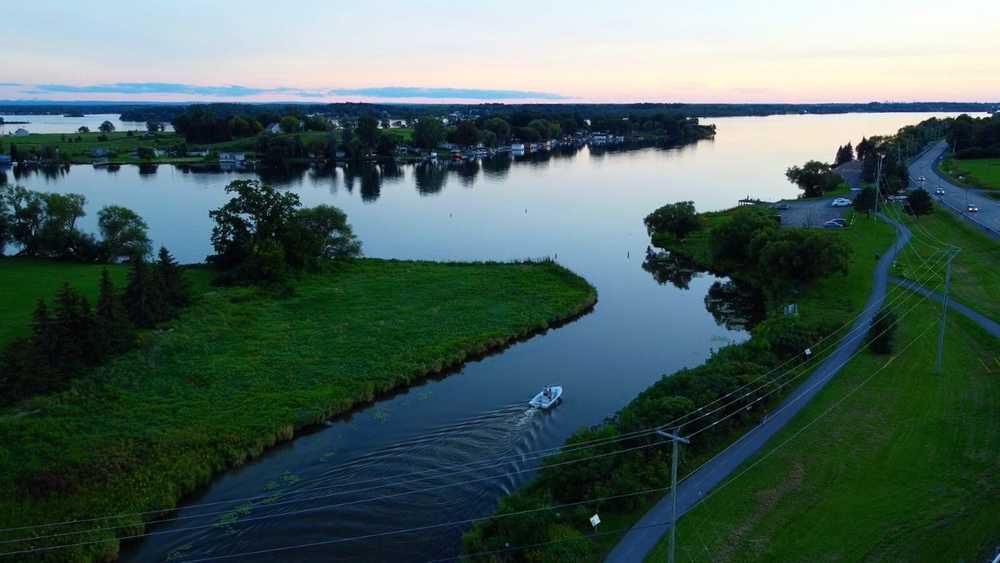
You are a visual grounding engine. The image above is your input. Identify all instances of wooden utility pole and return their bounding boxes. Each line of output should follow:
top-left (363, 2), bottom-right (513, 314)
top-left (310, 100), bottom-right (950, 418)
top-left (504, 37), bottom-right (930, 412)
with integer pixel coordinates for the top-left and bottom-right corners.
top-left (934, 249), bottom-right (958, 374)
top-left (656, 428), bottom-right (690, 563)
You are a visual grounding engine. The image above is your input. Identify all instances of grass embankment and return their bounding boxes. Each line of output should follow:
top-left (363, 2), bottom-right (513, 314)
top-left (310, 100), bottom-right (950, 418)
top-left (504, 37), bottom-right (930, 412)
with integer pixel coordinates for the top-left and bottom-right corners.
top-left (5, 132), bottom-right (185, 164)
top-left (0, 259), bottom-right (214, 346)
top-left (651, 295), bottom-right (1000, 562)
top-left (893, 206), bottom-right (1000, 321)
top-left (0, 258), bottom-right (596, 562)
top-left (939, 157), bottom-right (1000, 190)
top-left (464, 209), bottom-right (895, 561)
top-left (4, 128), bottom-right (416, 165)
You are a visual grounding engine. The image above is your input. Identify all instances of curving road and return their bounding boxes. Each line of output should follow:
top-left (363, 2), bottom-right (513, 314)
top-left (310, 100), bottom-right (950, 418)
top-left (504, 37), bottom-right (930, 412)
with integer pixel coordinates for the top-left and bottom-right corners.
top-left (605, 214), bottom-right (913, 562)
top-left (891, 277), bottom-right (1000, 338)
top-left (909, 140), bottom-right (1000, 240)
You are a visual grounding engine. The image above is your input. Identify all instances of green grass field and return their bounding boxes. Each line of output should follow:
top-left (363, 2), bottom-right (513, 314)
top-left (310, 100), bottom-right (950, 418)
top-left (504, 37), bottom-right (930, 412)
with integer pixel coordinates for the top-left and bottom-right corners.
top-left (0, 258), bottom-right (215, 346)
top-left (892, 206), bottom-right (1000, 321)
top-left (650, 293), bottom-right (1000, 562)
top-left (0, 258), bottom-right (596, 562)
top-left (3, 131), bottom-right (184, 163)
top-left (939, 157), bottom-right (1000, 190)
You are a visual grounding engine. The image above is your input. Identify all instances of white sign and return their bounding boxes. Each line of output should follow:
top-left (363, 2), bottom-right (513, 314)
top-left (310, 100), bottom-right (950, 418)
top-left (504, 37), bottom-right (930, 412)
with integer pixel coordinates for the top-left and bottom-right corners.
top-left (590, 513), bottom-right (601, 528)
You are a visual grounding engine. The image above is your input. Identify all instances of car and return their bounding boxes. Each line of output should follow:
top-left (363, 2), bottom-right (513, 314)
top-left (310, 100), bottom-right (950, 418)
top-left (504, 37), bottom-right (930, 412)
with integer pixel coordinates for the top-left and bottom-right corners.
top-left (823, 218), bottom-right (847, 228)
top-left (934, 188), bottom-right (946, 195)
top-left (831, 197), bottom-right (852, 207)
top-left (917, 176), bottom-right (926, 182)
top-left (967, 205), bottom-right (980, 213)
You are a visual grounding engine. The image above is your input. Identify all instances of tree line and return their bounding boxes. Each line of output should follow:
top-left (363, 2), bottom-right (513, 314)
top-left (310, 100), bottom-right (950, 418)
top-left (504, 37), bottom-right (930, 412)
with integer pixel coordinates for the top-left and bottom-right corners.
top-left (1, 247), bottom-right (191, 404)
top-left (947, 113), bottom-right (1000, 158)
top-left (0, 186), bottom-right (151, 262)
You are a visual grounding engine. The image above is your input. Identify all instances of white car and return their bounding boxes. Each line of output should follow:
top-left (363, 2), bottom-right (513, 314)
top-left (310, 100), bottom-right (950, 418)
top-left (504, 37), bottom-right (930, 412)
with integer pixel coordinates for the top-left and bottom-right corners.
top-left (934, 188), bottom-right (946, 195)
top-left (831, 198), bottom-right (852, 207)
top-left (967, 205), bottom-right (980, 213)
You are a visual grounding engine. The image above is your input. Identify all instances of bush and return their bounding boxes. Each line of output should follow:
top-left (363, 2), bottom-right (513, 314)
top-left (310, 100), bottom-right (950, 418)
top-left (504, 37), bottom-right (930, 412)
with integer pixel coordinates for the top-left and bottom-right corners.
top-left (905, 188), bottom-right (934, 216)
top-left (868, 308), bottom-right (897, 354)
top-left (644, 201), bottom-right (700, 240)
top-left (853, 187), bottom-right (877, 213)
top-left (786, 160), bottom-right (842, 198)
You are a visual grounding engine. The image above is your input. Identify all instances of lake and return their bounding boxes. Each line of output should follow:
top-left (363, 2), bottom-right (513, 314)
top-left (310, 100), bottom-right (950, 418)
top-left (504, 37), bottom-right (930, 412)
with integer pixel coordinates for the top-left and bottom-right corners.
top-left (0, 113), bottom-right (171, 135)
top-left (2, 113), bottom-right (971, 562)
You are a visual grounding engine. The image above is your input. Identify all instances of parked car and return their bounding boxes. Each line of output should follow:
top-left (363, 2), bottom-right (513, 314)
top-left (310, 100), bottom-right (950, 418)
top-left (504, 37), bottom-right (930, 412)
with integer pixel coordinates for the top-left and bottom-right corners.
top-left (967, 205), bottom-right (980, 213)
top-left (934, 188), bottom-right (946, 195)
top-left (831, 198), bottom-right (852, 207)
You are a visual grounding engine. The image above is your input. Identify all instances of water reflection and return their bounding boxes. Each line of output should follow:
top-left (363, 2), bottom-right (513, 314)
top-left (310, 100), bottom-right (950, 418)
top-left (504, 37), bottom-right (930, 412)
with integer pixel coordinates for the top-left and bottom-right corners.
top-left (704, 280), bottom-right (766, 331)
top-left (414, 162), bottom-right (447, 195)
top-left (642, 247), bottom-right (703, 290)
top-left (642, 247), bottom-right (765, 330)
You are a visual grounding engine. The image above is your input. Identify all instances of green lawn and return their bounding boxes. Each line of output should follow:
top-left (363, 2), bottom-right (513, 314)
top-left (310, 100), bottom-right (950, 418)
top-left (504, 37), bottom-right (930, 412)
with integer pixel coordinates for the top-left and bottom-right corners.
top-left (4, 131), bottom-right (184, 163)
top-left (0, 258), bottom-right (214, 347)
top-left (0, 258), bottom-right (596, 562)
top-left (651, 294), bottom-right (1000, 562)
top-left (939, 157), bottom-right (1000, 190)
top-left (893, 206), bottom-right (1000, 321)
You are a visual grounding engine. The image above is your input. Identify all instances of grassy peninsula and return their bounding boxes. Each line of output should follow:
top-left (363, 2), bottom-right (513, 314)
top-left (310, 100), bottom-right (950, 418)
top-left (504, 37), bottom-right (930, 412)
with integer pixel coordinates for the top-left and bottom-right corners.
top-left (0, 258), bottom-right (596, 562)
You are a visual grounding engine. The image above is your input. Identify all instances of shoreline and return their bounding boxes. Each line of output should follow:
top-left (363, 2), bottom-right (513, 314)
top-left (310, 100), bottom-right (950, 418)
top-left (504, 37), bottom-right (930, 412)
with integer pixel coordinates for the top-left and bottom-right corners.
top-left (0, 258), bottom-right (597, 562)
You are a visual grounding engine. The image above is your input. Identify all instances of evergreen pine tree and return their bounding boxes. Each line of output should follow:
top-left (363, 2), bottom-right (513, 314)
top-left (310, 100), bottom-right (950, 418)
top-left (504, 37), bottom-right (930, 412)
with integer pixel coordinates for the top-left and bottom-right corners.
top-left (52, 283), bottom-right (98, 373)
top-left (155, 246), bottom-right (191, 318)
top-left (96, 269), bottom-right (134, 354)
top-left (123, 255), bottom-right (163, 327)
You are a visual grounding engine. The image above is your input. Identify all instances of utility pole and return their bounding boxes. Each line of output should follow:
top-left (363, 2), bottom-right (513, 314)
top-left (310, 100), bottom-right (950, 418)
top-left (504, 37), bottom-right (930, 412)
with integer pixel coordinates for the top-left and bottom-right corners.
top-left (656, 428), bottom-right (690, 563)
top-left (874, 154), bottom-right (885, 215)
top-left (934, 249), bottom-right (957, 374)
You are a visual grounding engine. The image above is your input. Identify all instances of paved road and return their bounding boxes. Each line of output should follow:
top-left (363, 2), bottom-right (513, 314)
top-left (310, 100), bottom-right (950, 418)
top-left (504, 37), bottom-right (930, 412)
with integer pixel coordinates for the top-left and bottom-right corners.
top-left (605, 214), bottom-right (912, 563)
top-left (909, 140), bottom-right (1000, 240)
top-left (891, 277), bottom-right (1000, 339)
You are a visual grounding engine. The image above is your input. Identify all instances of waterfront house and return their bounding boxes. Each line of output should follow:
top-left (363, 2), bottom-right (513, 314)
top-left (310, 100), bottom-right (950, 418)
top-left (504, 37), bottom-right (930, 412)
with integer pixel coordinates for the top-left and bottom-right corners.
top-left (218, 152), bottom-right (246, 165)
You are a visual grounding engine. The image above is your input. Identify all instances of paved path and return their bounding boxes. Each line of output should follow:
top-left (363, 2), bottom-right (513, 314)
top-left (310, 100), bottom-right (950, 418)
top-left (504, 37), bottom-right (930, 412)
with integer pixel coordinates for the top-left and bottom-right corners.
top-left (605, 214), bottom-right (912, 562)
top-left (891, 277), bottom-right (1000, 339)
top-left (909, 140), bottom-right (1000, 240)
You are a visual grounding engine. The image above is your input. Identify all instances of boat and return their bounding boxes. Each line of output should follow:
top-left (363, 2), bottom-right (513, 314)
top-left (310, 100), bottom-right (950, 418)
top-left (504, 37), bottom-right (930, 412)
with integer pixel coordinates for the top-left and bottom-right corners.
top-left (529, 385), bottom-right (563, 409)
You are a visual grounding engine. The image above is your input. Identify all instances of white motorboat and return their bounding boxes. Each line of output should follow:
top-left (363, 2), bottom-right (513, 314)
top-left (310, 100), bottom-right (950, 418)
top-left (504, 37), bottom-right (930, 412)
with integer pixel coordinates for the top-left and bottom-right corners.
top-left (529, 385), bottom-right (563, 410)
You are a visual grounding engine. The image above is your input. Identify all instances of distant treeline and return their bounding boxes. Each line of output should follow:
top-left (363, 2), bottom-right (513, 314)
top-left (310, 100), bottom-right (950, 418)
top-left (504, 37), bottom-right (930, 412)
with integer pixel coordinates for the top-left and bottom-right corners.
top-left (947, 113), bottom-right (1000, 158)
top-left (2, 101), bottom-right (995, 121)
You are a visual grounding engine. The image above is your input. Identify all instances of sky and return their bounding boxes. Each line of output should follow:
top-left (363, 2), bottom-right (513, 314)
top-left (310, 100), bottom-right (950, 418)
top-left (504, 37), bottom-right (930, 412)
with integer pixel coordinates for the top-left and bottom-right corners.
top-left (2, 0), bottom-right (998, 104)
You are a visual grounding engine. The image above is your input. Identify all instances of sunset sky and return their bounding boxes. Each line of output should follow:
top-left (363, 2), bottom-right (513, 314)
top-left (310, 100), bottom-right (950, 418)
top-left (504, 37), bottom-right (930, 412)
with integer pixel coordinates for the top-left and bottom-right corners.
top-left (3, 0), bottom-right (998, 104)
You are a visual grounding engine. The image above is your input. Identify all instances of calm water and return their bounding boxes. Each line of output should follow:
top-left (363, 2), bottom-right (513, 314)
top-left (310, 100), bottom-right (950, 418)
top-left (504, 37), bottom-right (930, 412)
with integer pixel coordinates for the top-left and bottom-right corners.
top-left (0, 113), bottom-right (171, 134)
top-left (4, 113), bottom-right (970, 562)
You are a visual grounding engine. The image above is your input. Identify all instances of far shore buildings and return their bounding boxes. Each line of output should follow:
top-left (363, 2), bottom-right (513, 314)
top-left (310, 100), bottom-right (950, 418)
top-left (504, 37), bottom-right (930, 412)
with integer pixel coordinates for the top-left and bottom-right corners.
top-left (218, 152), bottom-right (247, 166)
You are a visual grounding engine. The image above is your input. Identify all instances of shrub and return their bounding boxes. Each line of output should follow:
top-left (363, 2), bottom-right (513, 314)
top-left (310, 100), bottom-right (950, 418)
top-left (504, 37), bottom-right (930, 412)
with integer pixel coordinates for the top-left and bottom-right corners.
top-left (905, 188), bottom-right (933, 216)
top-left (868, 308), bottom-right (897, 354)
top-left (644, 201), bottom-right (700, 240)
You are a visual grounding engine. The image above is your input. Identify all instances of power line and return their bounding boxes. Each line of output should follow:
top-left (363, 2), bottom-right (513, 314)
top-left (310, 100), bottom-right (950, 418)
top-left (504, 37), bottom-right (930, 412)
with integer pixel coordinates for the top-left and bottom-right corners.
top-left (3, 256), bottom-right (946, 559)
top-left (0, 219), bottom-right (949, 548)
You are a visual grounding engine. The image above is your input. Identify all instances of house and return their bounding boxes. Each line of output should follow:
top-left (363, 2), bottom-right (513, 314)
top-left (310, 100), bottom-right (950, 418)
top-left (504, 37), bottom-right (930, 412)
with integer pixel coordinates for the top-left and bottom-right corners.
top-left (90, 148), bottom-right (109, 158)
top-left (14, 128), bottom-right (29, 136)
top-left (218, 152), bottom-right (246, 165)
